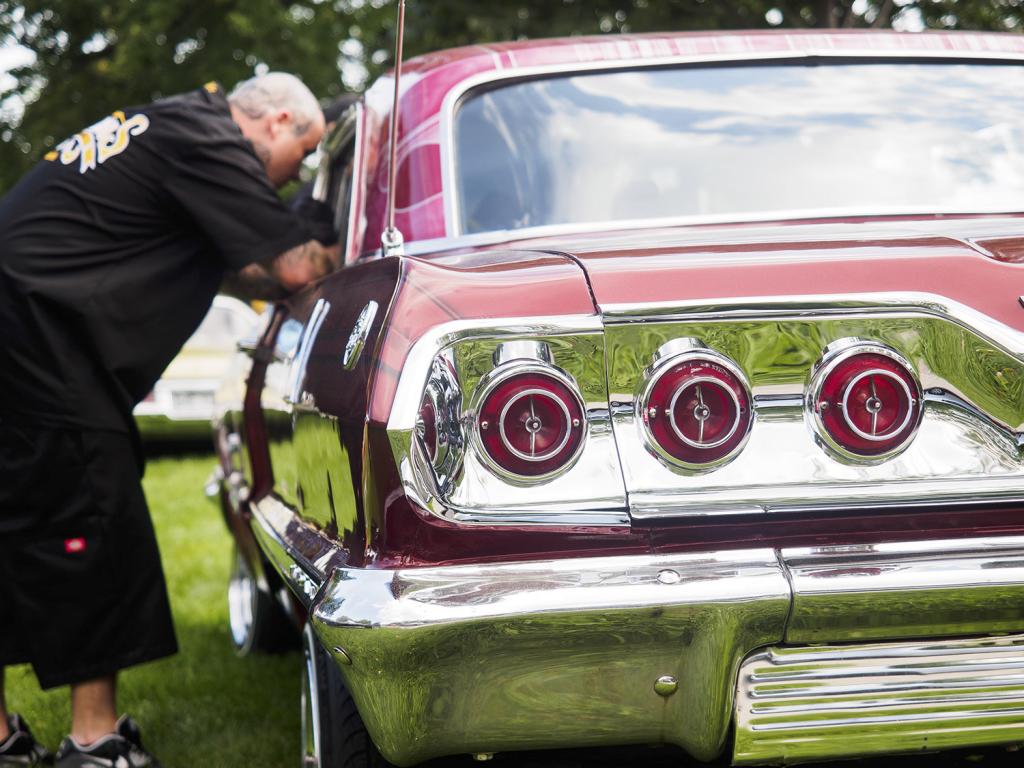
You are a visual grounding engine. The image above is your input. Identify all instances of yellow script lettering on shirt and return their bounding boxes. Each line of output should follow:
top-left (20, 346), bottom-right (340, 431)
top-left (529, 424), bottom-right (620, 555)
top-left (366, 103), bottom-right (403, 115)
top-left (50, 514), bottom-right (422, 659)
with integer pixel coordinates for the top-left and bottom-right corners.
top-left (50, 110), bottom-right (150, 174)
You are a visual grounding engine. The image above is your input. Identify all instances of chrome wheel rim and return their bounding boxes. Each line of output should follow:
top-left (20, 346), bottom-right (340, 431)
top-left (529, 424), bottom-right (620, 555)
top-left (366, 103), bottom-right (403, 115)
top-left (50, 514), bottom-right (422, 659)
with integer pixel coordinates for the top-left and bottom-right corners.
top-left (227, 547), bottom-right (256, 650)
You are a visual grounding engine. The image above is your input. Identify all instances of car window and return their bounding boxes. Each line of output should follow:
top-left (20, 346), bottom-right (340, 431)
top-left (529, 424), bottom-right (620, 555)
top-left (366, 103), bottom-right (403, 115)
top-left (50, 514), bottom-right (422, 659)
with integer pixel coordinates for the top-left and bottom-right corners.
top-left (313, 104), bottom-right (360, 265)
top-left (328, 146), bottom-right (355, 250)
top-left (454, 62), bottom-right (1024, 234)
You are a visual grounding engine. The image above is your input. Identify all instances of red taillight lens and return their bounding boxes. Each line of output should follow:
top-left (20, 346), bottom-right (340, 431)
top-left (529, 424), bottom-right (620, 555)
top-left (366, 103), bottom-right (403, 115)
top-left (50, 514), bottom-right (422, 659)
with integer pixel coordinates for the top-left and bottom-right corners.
top-left (641, 351), bottom-right (752, 469)
top-left (476, 369), bottom-right (586, 480)
top-left (809, 343), bottom-right (922, 460)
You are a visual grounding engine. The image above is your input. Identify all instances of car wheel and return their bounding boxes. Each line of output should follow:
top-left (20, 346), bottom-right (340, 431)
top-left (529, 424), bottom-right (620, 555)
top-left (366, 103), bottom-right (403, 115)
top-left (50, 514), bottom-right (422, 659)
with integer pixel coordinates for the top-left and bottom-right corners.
top-left (227, 544), bottom-right (297, 655)
top-left (301, 623), bottom-right (394, 768)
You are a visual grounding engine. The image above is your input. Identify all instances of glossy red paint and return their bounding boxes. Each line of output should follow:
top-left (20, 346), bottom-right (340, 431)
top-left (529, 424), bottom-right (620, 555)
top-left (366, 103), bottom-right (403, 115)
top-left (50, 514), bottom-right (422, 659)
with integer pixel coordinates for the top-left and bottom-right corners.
top-left (291, 259), bottom-right (401, 564)
top-left (243, 306), bottom-right (285, 501)
top-left (973, 236), bottom-right (1024, 264)
top-left (367, 250), bottom-right (595, 424)
top-left (357, 30), bottom-right (1024, 254)
top-left (234, 29), bottom-right (1024, 572)
top-left (549, 219), bottom-right (1024, 332)
top-left (346, 221), bottom-right (1024, 567)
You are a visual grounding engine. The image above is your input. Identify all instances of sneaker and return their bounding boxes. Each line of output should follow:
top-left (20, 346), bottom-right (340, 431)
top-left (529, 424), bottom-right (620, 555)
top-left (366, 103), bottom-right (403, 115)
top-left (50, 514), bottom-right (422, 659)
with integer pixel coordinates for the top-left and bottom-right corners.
top-left (0, 714), bottom-right (52, 766)
top-left (54, 717), bottom-right (159, 768)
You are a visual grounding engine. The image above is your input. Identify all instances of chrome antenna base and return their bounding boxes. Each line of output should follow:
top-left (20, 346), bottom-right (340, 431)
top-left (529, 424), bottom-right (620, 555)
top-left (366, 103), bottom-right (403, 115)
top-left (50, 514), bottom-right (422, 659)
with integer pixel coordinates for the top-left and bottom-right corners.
top-left (382, 226), bottom-right (405, 258)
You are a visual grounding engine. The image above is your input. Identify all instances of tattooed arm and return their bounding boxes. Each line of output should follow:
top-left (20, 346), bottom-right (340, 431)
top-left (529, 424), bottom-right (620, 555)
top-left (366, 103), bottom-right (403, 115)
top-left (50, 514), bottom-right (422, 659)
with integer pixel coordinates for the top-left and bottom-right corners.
top-left (221, 240), bottom-right (340, 301)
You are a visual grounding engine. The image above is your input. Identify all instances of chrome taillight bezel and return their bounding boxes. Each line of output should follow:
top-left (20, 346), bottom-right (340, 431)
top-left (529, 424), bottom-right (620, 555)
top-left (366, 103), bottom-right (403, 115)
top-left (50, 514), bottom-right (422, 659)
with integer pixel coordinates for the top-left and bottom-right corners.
top-left (806, 338), bottom-right (923, 463)
top-left (415, 355), bottom-right (464, 490)
top-left (471, 360), bottom-right (588, 483)
top-left (637, 339), bottom-right (754, 471)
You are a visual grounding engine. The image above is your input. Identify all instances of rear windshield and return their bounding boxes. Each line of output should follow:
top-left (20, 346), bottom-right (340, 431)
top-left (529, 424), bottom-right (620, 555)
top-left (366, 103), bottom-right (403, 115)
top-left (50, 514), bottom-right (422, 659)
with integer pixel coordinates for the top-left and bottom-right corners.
top-left (454, 62), bottom-right (1024, 234)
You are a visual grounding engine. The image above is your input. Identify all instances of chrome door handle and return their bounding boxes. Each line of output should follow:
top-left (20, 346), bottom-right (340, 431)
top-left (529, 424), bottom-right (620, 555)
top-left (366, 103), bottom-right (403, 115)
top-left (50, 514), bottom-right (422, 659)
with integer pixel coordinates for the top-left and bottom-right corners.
top-left (285, 298), bottom-right (332, 409)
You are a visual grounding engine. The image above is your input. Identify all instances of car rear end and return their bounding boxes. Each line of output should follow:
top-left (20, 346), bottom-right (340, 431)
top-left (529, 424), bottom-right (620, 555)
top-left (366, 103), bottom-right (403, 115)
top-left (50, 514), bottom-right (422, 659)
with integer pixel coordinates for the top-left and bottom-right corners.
top-left (301, 31), bottom-right (1024, 766)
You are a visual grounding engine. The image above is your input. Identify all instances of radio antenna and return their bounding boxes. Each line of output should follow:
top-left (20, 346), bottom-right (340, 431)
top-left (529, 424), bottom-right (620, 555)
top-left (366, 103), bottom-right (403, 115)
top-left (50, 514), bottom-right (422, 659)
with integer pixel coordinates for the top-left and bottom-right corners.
top-left (381, 0), bottom-right (407, 258)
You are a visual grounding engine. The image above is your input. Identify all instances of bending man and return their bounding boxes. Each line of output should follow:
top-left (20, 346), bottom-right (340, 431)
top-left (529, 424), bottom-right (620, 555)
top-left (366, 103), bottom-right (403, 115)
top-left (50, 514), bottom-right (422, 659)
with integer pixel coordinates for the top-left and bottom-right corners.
top-left (0, 72), bottom-right (337, 767)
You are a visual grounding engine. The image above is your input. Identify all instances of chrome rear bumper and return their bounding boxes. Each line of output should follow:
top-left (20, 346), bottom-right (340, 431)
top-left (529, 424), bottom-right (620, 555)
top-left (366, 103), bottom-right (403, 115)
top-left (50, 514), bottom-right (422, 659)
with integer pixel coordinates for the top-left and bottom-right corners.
top-left (312, 549), bottom-right (791, 766)
top-left (303, 536), bottom-right (1024, 766)
top-left (735, 634), bottom-right (1024, 764)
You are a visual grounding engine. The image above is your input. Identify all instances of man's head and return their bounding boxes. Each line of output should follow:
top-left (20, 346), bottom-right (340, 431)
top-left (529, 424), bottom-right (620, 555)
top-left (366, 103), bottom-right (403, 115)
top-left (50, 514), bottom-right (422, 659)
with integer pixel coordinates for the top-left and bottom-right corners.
top-left (228, 72), bottom-right (325, 188)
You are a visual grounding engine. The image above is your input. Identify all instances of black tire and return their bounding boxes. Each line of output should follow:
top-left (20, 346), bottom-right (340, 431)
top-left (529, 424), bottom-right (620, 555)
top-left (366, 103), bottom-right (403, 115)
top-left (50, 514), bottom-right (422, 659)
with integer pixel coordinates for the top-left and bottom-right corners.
top-left (227, 544), bottom-right (298, 655)
top-left (301, 623), bottom-right (395, 768)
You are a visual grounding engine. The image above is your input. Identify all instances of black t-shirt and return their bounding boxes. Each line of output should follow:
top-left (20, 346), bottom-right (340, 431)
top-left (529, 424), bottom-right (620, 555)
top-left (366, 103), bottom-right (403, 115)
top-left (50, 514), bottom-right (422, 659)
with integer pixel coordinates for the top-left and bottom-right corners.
top-left (0, 83), bottom-right (309, 432)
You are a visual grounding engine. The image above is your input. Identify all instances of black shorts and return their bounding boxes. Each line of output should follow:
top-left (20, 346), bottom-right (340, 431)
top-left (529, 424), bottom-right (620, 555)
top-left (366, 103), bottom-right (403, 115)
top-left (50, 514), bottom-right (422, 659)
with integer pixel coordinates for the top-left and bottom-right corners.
top-left (0, 421), bottom-right (177, 689)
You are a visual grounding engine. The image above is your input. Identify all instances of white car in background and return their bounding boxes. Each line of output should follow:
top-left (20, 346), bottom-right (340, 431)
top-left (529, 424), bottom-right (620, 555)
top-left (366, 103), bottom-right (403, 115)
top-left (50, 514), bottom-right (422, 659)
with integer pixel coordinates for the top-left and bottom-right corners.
top-left (135, 295), bottom-right (260, 441)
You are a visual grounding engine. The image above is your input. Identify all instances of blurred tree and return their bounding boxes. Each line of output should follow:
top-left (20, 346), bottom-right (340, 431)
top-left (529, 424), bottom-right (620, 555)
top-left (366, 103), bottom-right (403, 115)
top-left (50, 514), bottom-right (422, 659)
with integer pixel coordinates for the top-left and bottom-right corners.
top-left (0, 0), bottom-right (350, 190)
top-left (1, 0), bottom-right (1021, 192)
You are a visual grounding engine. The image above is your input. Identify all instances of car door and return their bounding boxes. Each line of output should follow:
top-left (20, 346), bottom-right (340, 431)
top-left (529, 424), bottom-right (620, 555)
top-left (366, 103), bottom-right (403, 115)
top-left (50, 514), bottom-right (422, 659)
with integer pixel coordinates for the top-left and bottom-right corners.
top-left (244, 101), bottom-right (399, 572)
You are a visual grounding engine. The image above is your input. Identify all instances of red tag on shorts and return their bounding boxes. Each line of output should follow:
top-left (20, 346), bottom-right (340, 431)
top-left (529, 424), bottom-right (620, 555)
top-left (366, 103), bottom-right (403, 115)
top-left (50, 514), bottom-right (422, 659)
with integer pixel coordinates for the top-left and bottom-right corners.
top-left (64, 537), bottom-right (87, 554)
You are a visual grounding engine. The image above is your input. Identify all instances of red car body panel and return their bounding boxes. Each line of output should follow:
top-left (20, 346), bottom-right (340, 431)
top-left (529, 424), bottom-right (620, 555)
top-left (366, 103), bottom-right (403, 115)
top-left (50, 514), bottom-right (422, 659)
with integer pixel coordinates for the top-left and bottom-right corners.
top-left (368, 251), bottom-right (596, 423)
top-left (351, 217), bottom-right (1024, 567)
top-left (225, 29), bottom-right (1024, 571)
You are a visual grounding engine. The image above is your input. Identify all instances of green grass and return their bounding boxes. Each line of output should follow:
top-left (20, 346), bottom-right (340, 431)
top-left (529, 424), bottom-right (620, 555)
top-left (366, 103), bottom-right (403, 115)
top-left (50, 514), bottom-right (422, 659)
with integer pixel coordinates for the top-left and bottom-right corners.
top-left (4, 452), bottom-right (302, 768)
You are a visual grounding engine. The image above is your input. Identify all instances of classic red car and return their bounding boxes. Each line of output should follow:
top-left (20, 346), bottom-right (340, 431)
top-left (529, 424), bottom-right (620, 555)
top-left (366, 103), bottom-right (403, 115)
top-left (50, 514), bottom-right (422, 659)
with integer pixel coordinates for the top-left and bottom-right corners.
top-left (212, 29), bottom-right (1024, 768)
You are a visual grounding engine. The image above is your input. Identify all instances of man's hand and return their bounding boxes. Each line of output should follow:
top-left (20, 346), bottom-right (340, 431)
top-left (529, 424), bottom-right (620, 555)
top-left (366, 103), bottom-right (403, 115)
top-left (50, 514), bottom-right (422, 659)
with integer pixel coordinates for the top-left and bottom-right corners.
top-left (271, 239), bottom-right (339, 292)
top-left (221, 239), bottom-right (340, 301)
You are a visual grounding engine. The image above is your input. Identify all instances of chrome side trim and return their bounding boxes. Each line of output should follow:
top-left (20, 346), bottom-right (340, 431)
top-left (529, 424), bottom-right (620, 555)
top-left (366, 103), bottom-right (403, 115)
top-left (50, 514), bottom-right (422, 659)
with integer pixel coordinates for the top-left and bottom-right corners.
top-left (734, 634), bottom-right (1024, 765)
top-left (346, 101), bottom-right (366, 265)
top-left (439, 49), bottom-right (1024, 237)
top-left (311, 548), bottom-right (790, 765)
top-left (286, 298), bottom-right (331, 407)
top-left (248, 494), bottom-right (346, 606)
top-left (781, 536), bottom-right (1024, 643)
top-left (442, 508), bottom-right (629, 526)
top-left (387, 314), bottom-right (602, 432)
top-left (397, 208), bottom-right (1024, 259)
top-left (601, 292), bottom-right (1024, 357)
top-left (342, 300), bottom-right (379, 370)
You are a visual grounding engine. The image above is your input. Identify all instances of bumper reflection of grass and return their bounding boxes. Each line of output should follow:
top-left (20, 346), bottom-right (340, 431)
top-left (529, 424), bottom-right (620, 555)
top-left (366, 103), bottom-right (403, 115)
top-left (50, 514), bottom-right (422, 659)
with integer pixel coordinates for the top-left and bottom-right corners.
top-left (5, 452), bottom-right (300, 768)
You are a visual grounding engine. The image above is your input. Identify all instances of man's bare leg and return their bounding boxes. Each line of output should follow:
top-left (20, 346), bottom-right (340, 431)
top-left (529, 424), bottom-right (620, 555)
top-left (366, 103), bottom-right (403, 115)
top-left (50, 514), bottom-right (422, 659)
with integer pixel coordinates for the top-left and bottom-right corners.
top-left (70, 675), bottom-right (117, 744)
top-left (0, 667), bottom-right (9, 741)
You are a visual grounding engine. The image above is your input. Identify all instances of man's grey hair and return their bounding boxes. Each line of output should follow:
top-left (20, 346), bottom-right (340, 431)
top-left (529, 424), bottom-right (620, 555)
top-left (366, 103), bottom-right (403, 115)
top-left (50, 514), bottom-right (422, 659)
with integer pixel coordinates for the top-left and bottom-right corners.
top-left (229, 72), bottom-right (322, 136)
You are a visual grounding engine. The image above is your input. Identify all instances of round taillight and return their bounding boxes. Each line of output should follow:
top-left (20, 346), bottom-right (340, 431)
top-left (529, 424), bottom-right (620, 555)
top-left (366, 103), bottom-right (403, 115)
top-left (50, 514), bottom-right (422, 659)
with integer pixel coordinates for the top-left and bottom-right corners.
top-left (475, 366), bottom-right (586, 480)
top-left (640, 348), bottom-right (753, 469)
top-left (808, 341), bottom-right (922, 461)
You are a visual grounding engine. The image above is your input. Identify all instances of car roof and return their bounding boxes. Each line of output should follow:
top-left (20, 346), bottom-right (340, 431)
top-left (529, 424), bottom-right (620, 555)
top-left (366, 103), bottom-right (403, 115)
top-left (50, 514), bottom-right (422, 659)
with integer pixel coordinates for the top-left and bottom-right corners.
top-left (398, 28), bottom-right (1024, 79)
